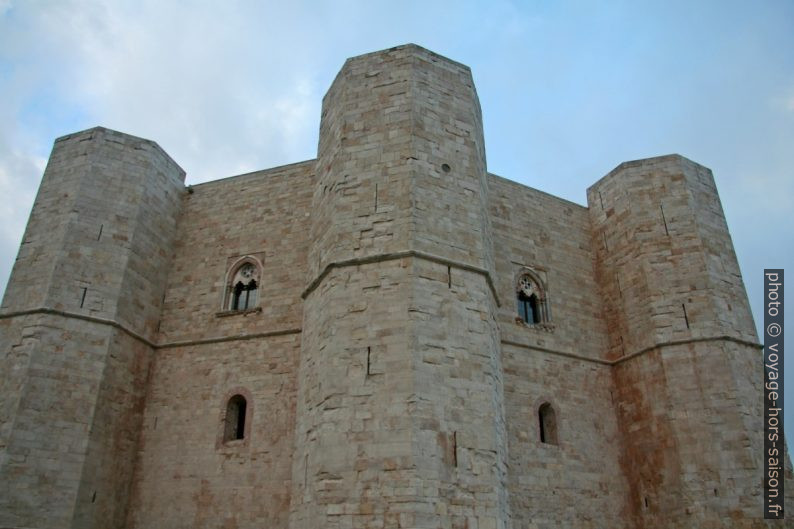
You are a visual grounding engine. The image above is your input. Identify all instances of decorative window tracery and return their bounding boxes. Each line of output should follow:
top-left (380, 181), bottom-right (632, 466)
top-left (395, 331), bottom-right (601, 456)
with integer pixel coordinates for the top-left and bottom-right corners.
top-left (516, 271), bottom-right (551, 327)
top-left (225, 260), bottom-right (260, 311)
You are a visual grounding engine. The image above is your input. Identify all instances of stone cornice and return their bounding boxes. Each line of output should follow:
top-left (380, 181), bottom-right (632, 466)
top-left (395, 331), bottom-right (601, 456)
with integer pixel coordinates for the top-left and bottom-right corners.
top-left (0, 307), bottom-right (301, 350)
top-left (301, 249), bottom-right (501, 306)
top-left (502, 334), bottom-right (763, 367)
top-left (2, 308), bottom-right (759, 363)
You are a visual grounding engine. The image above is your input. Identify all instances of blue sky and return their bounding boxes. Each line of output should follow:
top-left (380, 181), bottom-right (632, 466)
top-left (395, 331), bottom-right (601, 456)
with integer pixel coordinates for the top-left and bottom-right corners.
top-left (1, 1), bottom-right (792, 447)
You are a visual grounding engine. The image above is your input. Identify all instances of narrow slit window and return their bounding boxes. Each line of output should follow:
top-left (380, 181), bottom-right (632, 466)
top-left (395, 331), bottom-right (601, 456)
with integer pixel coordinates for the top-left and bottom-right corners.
top-left (538, 402), bottom-right (558, 445)
top-left (224, 394), bottom-right (247, 442)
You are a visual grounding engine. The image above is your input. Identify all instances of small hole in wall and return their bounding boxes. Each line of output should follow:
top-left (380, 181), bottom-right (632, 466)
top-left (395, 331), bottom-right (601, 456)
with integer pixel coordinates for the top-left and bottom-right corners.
top-left (644, 497), bottom-right (649, 509)
top-left (441, 163), bottom-right (451, 173)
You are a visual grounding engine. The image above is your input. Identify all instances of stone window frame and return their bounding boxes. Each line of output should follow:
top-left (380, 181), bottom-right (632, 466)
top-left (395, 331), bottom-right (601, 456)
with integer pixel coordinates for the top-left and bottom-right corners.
top-left (216, 386), bottom-right (253, 450)
top-left (218, 255), bottom-right (264, 315)
top-left (514, 268), bottom-right (553, 331)
top-left (533, 396), bottom-right (561, 447)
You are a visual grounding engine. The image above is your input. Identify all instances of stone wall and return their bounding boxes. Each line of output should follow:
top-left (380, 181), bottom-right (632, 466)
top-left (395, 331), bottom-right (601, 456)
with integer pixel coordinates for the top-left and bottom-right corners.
top-left (0, 128), bottom-right (184, 529)
top-left (588, 155), bottom-right (793, 527)
top-left (292, 44), bottom-right (509, 529)
top-left (489, 175), bottom-right (630, 527)
top-left (127, 160), bottom-right (314, 528)
top-left (155, 160), bottom-right (313, 342)
top-left (0, 315), bottom-right (136, 528)
top-left (126, 334), bottom-right (300, 529)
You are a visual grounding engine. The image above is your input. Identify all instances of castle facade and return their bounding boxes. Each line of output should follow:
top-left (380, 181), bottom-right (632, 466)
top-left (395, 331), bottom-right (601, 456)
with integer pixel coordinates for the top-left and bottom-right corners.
top-left (0, 44), bottom-right (789, 529)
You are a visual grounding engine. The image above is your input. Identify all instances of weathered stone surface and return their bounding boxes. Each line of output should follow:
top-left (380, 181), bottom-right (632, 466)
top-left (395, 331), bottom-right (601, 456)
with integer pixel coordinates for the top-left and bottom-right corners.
top-left (0, 44), bottom-right (789, 529)
top-left (587, 156), bottom-right (787, 528)
top-left (293, 45), bottom-right (508, 529)
top-left (0, 128), bottom-right (184, 529)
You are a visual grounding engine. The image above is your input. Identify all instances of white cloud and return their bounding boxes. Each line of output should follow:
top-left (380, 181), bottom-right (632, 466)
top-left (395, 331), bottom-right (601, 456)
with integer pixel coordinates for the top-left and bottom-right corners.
top-left (0, 1), bottom-right (335, 182)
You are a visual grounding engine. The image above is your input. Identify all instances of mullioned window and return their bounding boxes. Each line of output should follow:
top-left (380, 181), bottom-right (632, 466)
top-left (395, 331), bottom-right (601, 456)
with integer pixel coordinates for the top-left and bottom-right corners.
top-left (515, 271), bottom-right (551, 327)
top-left (223, 258), bottom-right (262, 312)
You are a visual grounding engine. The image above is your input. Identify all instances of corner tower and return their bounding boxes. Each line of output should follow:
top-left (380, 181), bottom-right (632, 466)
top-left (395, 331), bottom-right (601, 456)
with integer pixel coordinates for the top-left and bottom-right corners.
top-left (0, 128), bottom-right (184, 529)
top-left (290, 45), bottom-right (509, 528)
top-left (588, 155), bottom-right (791, 527)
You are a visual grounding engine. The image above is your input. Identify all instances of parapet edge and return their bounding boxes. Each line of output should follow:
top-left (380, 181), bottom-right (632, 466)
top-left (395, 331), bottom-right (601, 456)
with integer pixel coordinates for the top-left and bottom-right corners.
top-left (487, 172), bottom-right (589, 210)
top-left (587, 153), bottom-right (712, 193)
top-left (188, 158), bottom-right (316, 190)
top-left (54, 126), bottom-right (186, 182)
top-left (322, 43), bottom-right (473, 106)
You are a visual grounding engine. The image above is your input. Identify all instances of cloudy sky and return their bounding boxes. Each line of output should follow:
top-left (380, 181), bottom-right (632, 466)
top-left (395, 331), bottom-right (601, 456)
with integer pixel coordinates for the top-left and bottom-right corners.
top-left (1, 2), bottom-right (792, 441)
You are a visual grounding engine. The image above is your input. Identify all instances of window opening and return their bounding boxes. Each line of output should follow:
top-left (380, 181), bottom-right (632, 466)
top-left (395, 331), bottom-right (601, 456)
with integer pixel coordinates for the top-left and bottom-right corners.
top-left (516, 273), bottom-right (549, 325)
top-left (517, 291), bottom-right (540, 324)
top-left (538, 402), bottom-right (558, 445)
top-left (224, 394), bottom-right (247, 442)
top-left (227, 261), bottom-right (260, 311)
top-left (232, 279), bottom-right (258, 310)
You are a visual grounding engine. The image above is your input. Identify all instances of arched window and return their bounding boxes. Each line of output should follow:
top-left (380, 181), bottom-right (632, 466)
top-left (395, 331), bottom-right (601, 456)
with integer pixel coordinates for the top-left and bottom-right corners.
top-left (232, 278), bottom-right (258, 310)
top-left (538, 402), bottom-right (558, 445)
top-left (226, 261), bottom-right (260, 311)
top-left (224, 394), bottom-right (247, 442)
top-left (516, 272), bottom-right (550, 326)
top-left (517, 290), bottom-right (540, 324)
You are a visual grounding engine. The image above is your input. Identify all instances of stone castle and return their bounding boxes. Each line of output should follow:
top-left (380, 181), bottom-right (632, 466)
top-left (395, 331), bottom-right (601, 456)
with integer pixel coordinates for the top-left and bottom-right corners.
top-left (0, 44), bottom-right (789, 529)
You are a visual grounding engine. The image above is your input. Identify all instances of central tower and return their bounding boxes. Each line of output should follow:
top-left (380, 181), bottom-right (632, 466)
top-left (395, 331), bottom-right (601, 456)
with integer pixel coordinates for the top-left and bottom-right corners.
top-left (289, 45), bottom-right (509, 528)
